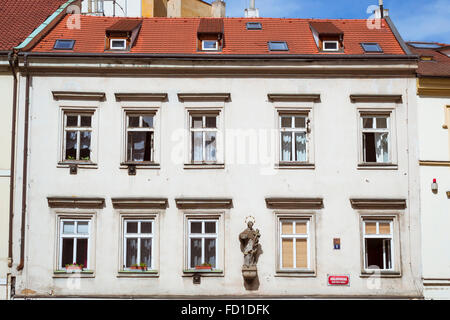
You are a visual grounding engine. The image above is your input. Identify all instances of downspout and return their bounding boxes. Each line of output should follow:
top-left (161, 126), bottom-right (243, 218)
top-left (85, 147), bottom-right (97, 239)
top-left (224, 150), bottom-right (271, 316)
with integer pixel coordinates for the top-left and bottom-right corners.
top-left (7, 50), bottom-right (18, 269)
top-left (16, 53), bottom-right (30, 271)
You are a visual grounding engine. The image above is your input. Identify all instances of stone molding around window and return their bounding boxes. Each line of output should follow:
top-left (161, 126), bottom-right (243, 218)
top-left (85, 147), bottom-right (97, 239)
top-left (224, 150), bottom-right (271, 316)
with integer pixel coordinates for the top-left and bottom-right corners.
top-left (266, 198), bottom-right (324, 210)
top-left (52, 91), bottom-right (106, 102)
top-left (47, 197), bottom-right (105, 209)
top-left (350, 198), bottom-right (407, 210)
top-left (267, 94), bottom-right (321, 103)
top-left (175, 198), bottom-right (233, 209)
top-left (111, 198), bottom-right (169, 209)
top-left (349, 94), bottom-right (403, 103)
top-left (178, 93), bottom-right (231, 102)
top-left (114, 93), bottom-right (168, 102)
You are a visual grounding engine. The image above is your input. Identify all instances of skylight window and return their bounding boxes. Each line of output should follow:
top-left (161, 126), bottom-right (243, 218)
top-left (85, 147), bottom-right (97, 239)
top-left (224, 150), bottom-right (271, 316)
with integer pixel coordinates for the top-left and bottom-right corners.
top-left (361, 43), bottom-right (383, 53)
top-left (268, 41), bottom-right (289, 51)
top-left (246, 22), bottom-right (262, 30)
top-left (110, 39), bottom-right (127, 50)
top-left (53, 39), bottom-right (75, 50)
top-left (408, 43), bottom-right (442, 49)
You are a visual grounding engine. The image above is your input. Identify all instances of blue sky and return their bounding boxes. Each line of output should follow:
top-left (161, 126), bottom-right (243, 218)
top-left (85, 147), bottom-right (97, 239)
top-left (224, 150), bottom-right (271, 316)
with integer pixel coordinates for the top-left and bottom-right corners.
top-left (212, 0), bottom-right (450, 43)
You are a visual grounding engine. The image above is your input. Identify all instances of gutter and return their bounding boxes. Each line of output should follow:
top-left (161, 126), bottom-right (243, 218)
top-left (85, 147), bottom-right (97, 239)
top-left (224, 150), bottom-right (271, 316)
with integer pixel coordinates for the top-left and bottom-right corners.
top-left (385, 16), bottom-right (413, 55)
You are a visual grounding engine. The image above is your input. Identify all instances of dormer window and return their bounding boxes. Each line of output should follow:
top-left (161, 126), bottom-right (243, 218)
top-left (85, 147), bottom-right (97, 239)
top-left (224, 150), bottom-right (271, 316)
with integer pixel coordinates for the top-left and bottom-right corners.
top-left (110, 39), bottom-right (127, 50)
top-left (309, 22), bottom-right (344, 53)
top-left (197, 18), bottom-right (224, 52)
top-left (105, 19), bottom-right (142, 52)
top-left (268, 41), bottom-right (289, 51)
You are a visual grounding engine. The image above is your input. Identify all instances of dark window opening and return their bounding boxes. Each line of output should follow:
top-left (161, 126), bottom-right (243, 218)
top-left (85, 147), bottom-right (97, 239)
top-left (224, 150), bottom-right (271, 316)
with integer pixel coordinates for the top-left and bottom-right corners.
top-left (127, 132), bottom-right (153, 162)
top-left (366, 238), bottom-right (392, 270)
top-left (363, 132), bottom-right (377, 162)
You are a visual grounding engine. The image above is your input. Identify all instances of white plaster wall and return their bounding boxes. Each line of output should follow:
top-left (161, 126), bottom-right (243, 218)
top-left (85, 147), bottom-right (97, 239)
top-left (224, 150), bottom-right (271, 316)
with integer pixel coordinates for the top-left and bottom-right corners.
top-left (12, 74), bottom-right (422, 298)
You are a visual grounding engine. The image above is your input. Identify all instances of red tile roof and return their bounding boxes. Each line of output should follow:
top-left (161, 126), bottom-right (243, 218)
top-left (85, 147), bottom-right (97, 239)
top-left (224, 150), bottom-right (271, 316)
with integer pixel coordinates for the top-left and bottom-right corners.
top-left (407, 42), bottom-right (450, 77)
top-left (198, 18), bottom-right (224, 34)
top-left (0, 0), bottom-right (68, 51)
top-left (106, 19), bottom-right (143, 33)
top-left (309, 22), bottom-right (343, 35)
top-left (32, 15), bottom-right (406, 55)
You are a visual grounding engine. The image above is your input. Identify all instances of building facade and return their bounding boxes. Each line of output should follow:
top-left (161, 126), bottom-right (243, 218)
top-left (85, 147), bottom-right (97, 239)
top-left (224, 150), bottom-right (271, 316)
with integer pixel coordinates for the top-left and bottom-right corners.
top-left (7, 15), bottom-right (425, 299)
top-left (408, 42), bottom-right (450, 300)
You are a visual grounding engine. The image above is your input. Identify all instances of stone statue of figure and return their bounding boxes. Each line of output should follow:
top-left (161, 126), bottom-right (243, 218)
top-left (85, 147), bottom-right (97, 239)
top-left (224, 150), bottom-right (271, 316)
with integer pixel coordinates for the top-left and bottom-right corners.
top-left (239, 221), bottom-right (261, 267)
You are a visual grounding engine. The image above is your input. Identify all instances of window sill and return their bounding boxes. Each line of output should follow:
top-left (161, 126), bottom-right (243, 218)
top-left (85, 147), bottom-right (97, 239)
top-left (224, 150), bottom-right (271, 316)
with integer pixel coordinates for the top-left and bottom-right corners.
top-left (119, 162), bottom-right (161, 170)
top-left (276, 163), bottom-right (315, 170)
top-left (182, 269), bottom-right (224, 277)
top-left (275, 269), bottom-right (316, 277)
top-left (117, 270), bottom-right (159, 278)
top-left (184, 163), bottom-right (225, 170)
top-left (360, 270), bottom-right (402, 278)
top-left (58, 161), bottom-right (98, 169)
top-left (53, 270), bottom-right (95, 278)
top-left (358, 163), bottom-right (398, 170)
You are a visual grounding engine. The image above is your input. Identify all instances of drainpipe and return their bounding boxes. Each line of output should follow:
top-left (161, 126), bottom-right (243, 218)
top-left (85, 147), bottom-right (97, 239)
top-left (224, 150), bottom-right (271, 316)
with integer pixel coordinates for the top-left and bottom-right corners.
top-left (379, 0), bottom-right (384, 18)
top-left (7, 51), bottom-right (18, 269)
top-left (16, 53), bottom-right (30, 272)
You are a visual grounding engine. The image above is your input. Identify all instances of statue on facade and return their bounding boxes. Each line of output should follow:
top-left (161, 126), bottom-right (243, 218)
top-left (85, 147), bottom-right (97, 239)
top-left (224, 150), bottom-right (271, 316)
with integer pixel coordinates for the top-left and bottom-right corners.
top-left (239, 216), bottom-right (260, 282)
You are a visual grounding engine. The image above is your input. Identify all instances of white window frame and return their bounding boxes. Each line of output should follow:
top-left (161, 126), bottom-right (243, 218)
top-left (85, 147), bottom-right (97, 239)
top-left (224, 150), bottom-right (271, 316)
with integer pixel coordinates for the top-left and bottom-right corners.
top-left (124, 112), bottom-right (155, 163)
top-left (202, 40), bottom-right (219, 51)
top-left (58, 218), bottom-right (92, 271)
top-left (279, 114), bottom-right (310, 163)
top-left (322, 40), bottom-right (339, 51)
top-left (110, 38), bottom-right (127, 50)
top-left (361, 114), bottom-right (391, 164)
top-left (279, 219), bottom-right (310, 269)
top-left (62, 112), bottom-right (94, 162)
top-left (187, 219), bottom-right (219, 269)
top-left (189, 113), bottom-right (220, 164)
top-left (362, 220), bottom-right (394, 271)
top-left (122, 219), bottom-right (154, 271)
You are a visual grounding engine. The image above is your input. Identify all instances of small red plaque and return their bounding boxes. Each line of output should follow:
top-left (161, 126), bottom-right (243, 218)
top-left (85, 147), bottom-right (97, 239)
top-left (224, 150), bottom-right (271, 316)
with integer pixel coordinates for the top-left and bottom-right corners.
top-left (328, 275), bottom-right (350, 286)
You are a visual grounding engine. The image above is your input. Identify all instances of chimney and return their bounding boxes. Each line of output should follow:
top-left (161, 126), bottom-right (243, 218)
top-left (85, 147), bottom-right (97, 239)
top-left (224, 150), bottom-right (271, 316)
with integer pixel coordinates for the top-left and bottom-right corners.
top-left (212, 0), bottom-right (226, 18)
top-left (374, 0), bottom-right (389, 18)
top-left (245, 0), bottom-right (259, 18)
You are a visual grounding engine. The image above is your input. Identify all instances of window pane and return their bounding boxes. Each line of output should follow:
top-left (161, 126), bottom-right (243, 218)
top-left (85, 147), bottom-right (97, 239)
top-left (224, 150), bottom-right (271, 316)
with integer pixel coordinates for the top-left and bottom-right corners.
top-left (111, 40), bottom-right (125, 48)
top-left (363, 117), bottom-right (373, 129)
top-left (379, 223), bottom-right (391, 235)
top-left (141, 222), bottom-right (152, 234)
top-left (80, 131), bottom-right (91, 161)
top-left (296, 239), bottom-right (308, 268)
top-left (203, 40), bottom-right (217, 49)
top-left (384, 239), bottom-right (392, 269)
top-left (77, 222), bottom-right (89, 234)
top-left (63, 221), bottom-right (75, 234)
top-left (295, 222), bottom-right (307, 234)
top-left (141, 238), bottom-right (152, 268)
top-left (281, 133), bottom-right (292, 161)
top-left (363, 132), bottom-right (376, 162)
top-left (205, 222), bottom-right (216, 234)
top-left (192, 117), bottom-right (203, 128)
top-left (294, 117), bottom-right (306, 128)
top-left (366, 238), bottom-right (384, 269)
top-left (80, 116), bottom-right (91, 127)
top-left (281, 117), bottom-right (292, 128)
top-left (76, 238), bottom-right (88, 268)
top-left (205, 239), bottom-right (216, 268)
top-left (142, 115), bottom-right (153, 128)
top-left (127, 132), bottom-right (152, 162)
top-left (375, 133), bottom-right (389, 163)
top-left (295, 133), bottom-right (307, 162)
top-left (205, 116), bottom-right (217, 128)
top-left (192, 132), bottom-right (203, 161)
top-left (324, 42), bottom-right (338, 50)
top-left (281, 222), bottom-right (293, 235)
top-left (190, 222), bottom-right (202, 234)
top-left (65, 131), bottom-right (77, 160)
top-left (190, 238), bottom-right (202, 268)
top-left (62, 238), bottom-right (74, 267)
top-left (205, 132), bottom-right (217, 162)
top-left (126, 238), bottom-right (138, 267)
top-left (365, 222), bottom-right (377, 235)
top-left (126, 222), bottom-right (138, 234)
top-left (66, 115), bottom-right (78, 127)
top-left (376, 117), bottom-right (387, 129)
top-left (128, 116), bottom-right (140, 128)
top-left (282, 239), bottom-right (294, 268)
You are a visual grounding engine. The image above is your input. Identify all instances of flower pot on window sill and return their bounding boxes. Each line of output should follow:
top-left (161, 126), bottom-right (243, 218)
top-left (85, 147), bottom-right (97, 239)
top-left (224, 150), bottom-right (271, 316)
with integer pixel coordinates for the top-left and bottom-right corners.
top-left (129, 266), bottom-right (148, 272)
top-left (65, 265), bottom-right (83, 272)
top-left (195, 265), bottom-right (213, 270)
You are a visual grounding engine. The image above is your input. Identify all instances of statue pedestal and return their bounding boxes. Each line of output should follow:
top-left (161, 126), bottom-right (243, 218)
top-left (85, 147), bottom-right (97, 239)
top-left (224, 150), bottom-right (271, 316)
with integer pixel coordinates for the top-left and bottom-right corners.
top-left (242, 266), bottom-right (258, 281)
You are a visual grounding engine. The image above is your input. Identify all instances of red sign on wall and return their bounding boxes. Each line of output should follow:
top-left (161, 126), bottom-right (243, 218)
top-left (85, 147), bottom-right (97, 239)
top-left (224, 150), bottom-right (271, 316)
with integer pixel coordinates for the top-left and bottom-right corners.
top-left (328, 275), bottom-right (350, 286)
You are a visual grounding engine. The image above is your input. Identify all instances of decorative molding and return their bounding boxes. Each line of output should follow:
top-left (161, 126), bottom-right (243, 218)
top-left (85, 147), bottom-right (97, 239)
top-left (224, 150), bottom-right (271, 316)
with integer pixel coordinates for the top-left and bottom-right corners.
top-left (417, 78), bottom-right (450, 97)
top-left (267, 94), bottom-right (321, 103)
top-left (350, 94), bottom-right (403, 103)
top-left (350, 199), bottom-right (407, 210)
top-left (175, 198), bottom-right (233, 209)
top-left (265, 198), bottom-right (324, 209)
top-left (52, 91), bottom-right (106, 101)
top-left (177, 93), bottom-right (231, 102)
top-left (419, 160), bottom-right (450, 167)
top-left (114, 93), bottom-right (168, 102)
top-left (0, 170), bottom-right (10, 177)
top-left (47, 197), bottom-right (105, 209)
top-left (111, 198), bottom-right (168, 209)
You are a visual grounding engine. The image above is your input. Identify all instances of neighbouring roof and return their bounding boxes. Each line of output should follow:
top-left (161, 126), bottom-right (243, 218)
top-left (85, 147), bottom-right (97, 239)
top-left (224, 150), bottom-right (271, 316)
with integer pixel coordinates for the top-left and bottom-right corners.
top-left (31, 15), bottom-right (406, 55)
top-left (406, 42), bottom-right (450, 77)
top-left (0, 0), bottom-right (68, 51)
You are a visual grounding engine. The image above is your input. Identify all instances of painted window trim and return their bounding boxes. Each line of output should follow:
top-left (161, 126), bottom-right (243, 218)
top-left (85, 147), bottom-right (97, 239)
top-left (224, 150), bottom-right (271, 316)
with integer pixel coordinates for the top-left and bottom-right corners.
top-left (322, 40), bottom-right (339, 51)
top-left (201, 40), bottom-right (219, 51)
top-left (110, 38), bottom-right (127, 50)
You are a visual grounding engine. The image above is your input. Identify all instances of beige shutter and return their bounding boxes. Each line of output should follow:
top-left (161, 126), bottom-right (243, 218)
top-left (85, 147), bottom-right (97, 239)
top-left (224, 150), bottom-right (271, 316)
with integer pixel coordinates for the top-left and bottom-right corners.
top-left (379, 222), bottom-right (391, 235)
top-left (295, 222), bottom-right (307, 234)
top-left (365, 222), bottom-right (377, 234)
top-left (282, 222), bottom-right (293, 235)
top-left (282, 239), bottom-right (293, 268)
top-left (296, 239), bottom-right (308, 268)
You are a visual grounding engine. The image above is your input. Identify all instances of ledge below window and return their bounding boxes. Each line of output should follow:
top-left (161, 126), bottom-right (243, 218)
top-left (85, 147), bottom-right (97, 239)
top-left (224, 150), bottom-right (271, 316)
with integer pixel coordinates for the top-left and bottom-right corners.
top-left (53, 270), bottom-right (95, 278)
top-left (360, 270), bottom-right (402, 278)
top-left (57, 161), bottom-right (98, 169)
top-left (358, 163), bottom-right (398, 170)
top-left (184, 163), bottom-right (225, 170)
top-left (276, 163), bottom-right (315, 170)
top-left (117, 270), bottom-right (159, 278)
top-left (182, 269), bottom-right (224, 277)
top-left (275, 269), bottom-right (316, 277)
top-left (119, 162), bottom-right (161, 170)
